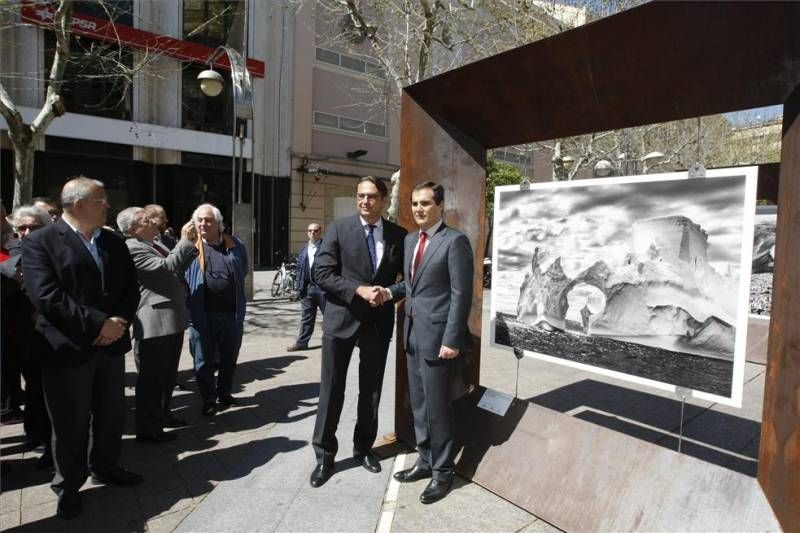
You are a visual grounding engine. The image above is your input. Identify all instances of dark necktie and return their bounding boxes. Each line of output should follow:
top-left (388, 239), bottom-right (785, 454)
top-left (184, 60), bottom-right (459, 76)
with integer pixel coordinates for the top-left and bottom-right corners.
top-left (366, 224), bottom-right (377, 272)
top-left (412, 231), bottom-right (428, 281)
top-left (152, 242), bottom-right (168, 257)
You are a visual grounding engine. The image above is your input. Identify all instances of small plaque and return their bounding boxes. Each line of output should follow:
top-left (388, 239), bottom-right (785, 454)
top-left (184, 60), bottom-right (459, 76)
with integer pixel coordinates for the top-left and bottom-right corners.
top-left (477, 388), bottom-right (514, 417)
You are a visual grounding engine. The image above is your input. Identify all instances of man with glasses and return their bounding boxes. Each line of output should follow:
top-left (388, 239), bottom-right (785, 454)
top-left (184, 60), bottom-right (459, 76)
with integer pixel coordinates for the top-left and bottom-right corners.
top-left (309, 176), bottom-right (406, 487)
top-left (22, 176), bottom-right (141, 519)
top-left (287, 223), bottom-right (326, 352)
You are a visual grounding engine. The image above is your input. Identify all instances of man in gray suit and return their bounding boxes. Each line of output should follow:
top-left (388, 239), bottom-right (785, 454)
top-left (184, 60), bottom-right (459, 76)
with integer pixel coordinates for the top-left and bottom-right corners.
top-left (117, 207), bottom-right (198, 441)
top-left (388, 181), bottom-right (474, 504)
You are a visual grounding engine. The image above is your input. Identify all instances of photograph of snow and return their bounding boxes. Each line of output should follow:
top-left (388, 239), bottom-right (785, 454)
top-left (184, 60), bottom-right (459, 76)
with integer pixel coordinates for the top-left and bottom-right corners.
top-left (491, 168), bottom-right (758, 407)
top-left (750, 206), bottom-right (776, 318)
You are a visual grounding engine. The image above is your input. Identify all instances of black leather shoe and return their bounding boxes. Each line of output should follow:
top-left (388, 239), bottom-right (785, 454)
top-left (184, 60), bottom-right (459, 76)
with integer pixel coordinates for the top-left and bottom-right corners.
top-left (164, 416), bottom-right (187, 428)
top-left (309, 464), bottom-right (335, 487)
top-left (393, 465), bottom-right (432, 483)
top-left (202, 403), bottom-right (217, 417)
top-left (37, 449), bottom-right (54, 470)
top-left (91, 467), bottom-right (142, 486)
top-left (217, 395), bottom-right (239, 408)
top-left (419, 477), bottom-right (453, 504)
top-left (136, 431), bottom-right (177, 443)
top-left (56, 491), bottom-right (82, 519)
top-left (355, 452), bottom-right (381, 473)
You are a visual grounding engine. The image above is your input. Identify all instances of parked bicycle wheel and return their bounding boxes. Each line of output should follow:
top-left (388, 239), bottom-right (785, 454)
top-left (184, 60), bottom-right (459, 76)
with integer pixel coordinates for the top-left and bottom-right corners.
top-left (271, 270), bottom-right (283, 297)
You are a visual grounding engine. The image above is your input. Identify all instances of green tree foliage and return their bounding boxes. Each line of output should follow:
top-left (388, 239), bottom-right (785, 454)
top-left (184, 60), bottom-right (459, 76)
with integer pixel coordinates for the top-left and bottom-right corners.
top-left (486, 158), bottom-right (524, 216)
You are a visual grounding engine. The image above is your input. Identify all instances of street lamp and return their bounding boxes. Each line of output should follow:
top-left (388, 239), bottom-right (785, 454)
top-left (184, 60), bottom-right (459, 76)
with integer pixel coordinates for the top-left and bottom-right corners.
top-left (197, 45), bottom-right (255, 298)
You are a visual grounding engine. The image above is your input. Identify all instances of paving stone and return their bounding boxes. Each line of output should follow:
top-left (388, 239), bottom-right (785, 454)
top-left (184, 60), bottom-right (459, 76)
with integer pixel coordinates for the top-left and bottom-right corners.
top-left (145, 506), bottom-right (194, 533)
top-left (0, 489), bottom-right (21, 515)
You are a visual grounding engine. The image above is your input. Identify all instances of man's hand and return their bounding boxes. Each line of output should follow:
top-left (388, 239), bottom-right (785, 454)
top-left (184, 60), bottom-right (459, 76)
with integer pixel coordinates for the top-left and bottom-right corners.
top-left (181, 220), bottom-right (197, 241)
top-left (439, 345), bottom-right (460, 359)
top-left (93, 318), bottom-right (127, 346)
top-left (356, 285), bottom-right (390, 307)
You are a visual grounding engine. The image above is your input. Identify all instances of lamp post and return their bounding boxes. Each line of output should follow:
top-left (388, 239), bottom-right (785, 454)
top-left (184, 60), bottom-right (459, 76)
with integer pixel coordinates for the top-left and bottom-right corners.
top-left (197, 45), bottom-right (255, 299)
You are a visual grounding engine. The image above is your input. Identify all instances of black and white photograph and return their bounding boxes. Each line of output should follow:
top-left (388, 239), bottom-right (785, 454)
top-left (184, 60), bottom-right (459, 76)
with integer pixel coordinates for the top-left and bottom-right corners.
top-left (491, 168), bottom-right (758, 407)
top-left (750, 205), bottom-right (777, 318)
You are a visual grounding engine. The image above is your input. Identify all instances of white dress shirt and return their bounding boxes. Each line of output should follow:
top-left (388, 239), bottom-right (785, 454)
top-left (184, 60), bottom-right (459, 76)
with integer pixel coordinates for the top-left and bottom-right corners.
top-left (307, 240), bottom-right (320, 269)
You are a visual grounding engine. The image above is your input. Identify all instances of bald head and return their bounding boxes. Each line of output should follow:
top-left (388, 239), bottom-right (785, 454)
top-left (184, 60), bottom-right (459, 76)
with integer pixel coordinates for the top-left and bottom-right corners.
top-left (60, 176), bottom-right (109, 230)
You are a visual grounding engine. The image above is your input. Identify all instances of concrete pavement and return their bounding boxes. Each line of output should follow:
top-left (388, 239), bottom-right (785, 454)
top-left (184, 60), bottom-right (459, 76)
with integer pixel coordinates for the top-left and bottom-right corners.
top-left (1, 269), bottom-right (768, 531)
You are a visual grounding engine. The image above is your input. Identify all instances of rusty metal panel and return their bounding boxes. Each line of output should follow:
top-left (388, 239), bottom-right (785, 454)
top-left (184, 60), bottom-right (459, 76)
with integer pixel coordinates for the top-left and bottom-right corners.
top-left (455, 389), bottom-right (780, 532)
top-left (758, 85), bottom-right (800, 533)
top-left (394, 92), bottom-right (487, 445)
top-left (406, 2), bottom-right (800, 149)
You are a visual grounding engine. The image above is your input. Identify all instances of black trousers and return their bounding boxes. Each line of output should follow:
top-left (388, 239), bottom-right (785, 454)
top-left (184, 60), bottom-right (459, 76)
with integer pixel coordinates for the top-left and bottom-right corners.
top-left (134, 333), bottom-right (183, 435)
top-left (294, 285), bottom-right (326, 347)
top-left (312, 324), bottom-right (390, 465)
top-left (42, 351), bottom-right (125, 495)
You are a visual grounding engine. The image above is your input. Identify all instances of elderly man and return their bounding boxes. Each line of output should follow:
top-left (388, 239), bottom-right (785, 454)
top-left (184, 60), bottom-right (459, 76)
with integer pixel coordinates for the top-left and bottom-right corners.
top-left (185, 204), bottom-right (249, 416)
top-left (117, 207), bottom-right (197, 441)
top-left (287, 223), bottom-right (325, 352)
top-left (22, 177), bottom-right (141, 519)
top-left (144, 204), bottom-right (176, 250)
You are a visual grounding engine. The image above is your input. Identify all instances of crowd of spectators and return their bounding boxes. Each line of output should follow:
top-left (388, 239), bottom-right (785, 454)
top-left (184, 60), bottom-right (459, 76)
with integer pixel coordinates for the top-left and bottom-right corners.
top-left (0, 175), bottom-right (249, 519)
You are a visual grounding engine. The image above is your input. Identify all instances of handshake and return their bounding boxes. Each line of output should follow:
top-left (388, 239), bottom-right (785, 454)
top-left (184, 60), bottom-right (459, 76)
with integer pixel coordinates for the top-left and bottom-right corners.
top-left (356, 285), bottom-right (393, 308)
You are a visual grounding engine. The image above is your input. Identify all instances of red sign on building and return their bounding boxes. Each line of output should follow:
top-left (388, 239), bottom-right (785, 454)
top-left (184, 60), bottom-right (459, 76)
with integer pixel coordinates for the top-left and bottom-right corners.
top-left (21, 2), bottom-right (266, 78)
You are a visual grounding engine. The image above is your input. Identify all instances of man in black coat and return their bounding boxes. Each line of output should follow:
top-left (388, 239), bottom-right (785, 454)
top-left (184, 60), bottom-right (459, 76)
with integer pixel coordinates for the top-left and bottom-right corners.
top-left (287, 222), bottom-right (325, 351)
top-left (22, 176), bottom-right (141, 519)
top-left (309, 176), bottom-right (406, 487)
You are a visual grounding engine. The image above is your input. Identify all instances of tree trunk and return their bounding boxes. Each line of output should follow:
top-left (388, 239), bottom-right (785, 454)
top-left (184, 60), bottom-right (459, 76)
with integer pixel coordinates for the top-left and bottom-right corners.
top-left (13, 142), bottom-right (35, 209)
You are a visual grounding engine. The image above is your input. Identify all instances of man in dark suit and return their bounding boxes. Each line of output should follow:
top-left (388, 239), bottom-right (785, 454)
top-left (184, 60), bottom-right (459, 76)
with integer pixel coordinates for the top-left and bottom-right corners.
top-left (309, 176), bottom-right (406, 487)
top-left (389, 181), bottom-right (474, 504)
top-left (22, 177), bottom-right (142, 519)
top-left (287, 222), bottom-right (325, 351)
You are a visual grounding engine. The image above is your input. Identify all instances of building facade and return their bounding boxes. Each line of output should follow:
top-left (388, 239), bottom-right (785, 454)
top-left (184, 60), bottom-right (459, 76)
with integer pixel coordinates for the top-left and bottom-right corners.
top-left (0, 1), bottom-right (400, 265)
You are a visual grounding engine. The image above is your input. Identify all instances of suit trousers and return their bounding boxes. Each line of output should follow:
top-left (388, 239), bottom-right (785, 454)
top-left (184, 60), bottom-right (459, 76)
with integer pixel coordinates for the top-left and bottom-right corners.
top-left (42, 351), bottom-right (125, 495)
top-left (189, 313), bottom-right (243, 404)
top-left (134, 332), bottom-right (183, 435)
top-left (406, 323), bottom-right (456, 480)
top-left (295, 285), bottom-right (325, 347)
top-left (312, 324), bottom-right (390, 465)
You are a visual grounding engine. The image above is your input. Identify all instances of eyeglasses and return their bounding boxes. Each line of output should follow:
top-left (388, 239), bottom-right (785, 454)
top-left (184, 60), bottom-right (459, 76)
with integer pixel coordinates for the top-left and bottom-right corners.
top-left (87, 197), bottom-right (109, 205)
top-left (356, 193), bottom-right (381, 201)
top-left (307, 229), bottom-right (321, 233)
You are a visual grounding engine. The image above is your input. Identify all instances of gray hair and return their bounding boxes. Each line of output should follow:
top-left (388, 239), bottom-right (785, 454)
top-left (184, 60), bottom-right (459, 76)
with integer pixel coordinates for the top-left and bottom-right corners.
top-left (61, 176), bottom-right (105, 207)
top-left (9, 205), bottom-right (52, 228)
top-left (192, 203), bottom-right (225, 231)
top-left (117, 207), bottom-right (145, 236)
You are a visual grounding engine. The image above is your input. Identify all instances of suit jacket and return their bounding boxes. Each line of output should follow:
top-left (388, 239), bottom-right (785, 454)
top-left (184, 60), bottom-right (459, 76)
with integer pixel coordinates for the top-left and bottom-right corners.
top-left (395, 223), bottom-right (474, 360)
top-left (22, 218), bottom-right (140, 365)
top-left (127, 238), bottom-right (197, 339)
top-left (295, 240), bottom-right (323, 297)
top-left (313, 215), bottom-right (406, 340)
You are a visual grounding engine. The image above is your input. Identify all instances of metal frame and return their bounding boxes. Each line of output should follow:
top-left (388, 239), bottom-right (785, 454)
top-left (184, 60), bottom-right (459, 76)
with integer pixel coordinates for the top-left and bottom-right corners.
top-left (396, 2), bottom-right (800, 530)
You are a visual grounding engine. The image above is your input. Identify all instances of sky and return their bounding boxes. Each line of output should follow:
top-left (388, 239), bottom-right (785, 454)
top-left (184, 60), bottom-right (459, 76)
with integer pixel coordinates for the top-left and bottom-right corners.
top-left (495, 175), bottom-right (749, 278)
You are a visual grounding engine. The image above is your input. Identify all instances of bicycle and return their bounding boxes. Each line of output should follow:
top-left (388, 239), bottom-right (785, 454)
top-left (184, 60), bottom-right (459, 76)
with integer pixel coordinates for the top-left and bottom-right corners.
top-left (271, 255), bottom-right (298, 298)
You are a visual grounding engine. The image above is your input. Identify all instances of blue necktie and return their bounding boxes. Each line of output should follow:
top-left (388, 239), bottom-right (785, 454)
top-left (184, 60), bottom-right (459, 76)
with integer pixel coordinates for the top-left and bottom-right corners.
top-left (366, 224), bottom-right (377, 272)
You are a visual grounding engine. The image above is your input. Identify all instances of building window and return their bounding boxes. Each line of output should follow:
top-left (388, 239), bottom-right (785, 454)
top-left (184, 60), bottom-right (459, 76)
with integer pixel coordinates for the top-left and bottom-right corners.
top-left (182, 0), bottom-right (242, 134)
top-left (183, 0), bottom-right (242, 48)
top-left (313, 111), bottom-right (387, 139)
top-left (182, 64), bottom-right (232, 134)
top-left (44, 33), bottom-right (133, 121)
top-left (314, 47), bottom-right (386, 79)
